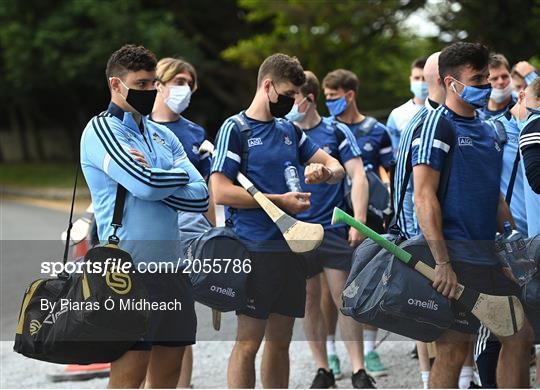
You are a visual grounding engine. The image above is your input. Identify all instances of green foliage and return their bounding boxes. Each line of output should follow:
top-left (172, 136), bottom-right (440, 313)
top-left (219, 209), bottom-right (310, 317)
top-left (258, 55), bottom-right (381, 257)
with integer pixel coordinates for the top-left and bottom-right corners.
top-left (223, 0), bottom-right (434, 112)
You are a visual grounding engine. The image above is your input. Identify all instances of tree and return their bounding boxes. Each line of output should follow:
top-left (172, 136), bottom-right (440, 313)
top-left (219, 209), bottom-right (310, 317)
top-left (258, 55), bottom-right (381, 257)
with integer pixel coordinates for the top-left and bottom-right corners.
top-left (222, 0), bottom-right (433, 114)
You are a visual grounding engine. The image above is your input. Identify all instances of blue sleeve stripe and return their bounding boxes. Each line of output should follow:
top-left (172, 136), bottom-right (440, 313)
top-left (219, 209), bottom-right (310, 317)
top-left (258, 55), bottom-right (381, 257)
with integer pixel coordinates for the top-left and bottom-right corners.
top-left (163, 199), bottom-right (209, 212)
top-left (92, 117), bottom-right (188, 188)
top-left (418, 106), bottom-right (445, 163)
top-left (213, 120), bottom-right (235, 172)
top-left (337, 124), bottom-right (362, 156)
top-left (99, 117), bottom-right (188, 180)
top-left (167, 194), bottom-right (210, 205)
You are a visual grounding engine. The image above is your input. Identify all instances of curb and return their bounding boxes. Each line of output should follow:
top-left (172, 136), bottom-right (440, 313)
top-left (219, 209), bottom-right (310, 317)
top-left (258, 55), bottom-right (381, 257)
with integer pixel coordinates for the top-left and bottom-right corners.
top-left (1, 186), bottom-right (90, 201)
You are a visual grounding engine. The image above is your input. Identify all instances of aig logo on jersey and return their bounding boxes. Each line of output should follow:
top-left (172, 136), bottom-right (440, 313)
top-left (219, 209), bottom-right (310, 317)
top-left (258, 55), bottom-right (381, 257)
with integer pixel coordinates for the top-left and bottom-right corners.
top-left (248, 138), bottom-right (262, 147)
top-left (458, 136), bottom-right (473, 147)
top-left (283, 134), bottom-right (292, 146)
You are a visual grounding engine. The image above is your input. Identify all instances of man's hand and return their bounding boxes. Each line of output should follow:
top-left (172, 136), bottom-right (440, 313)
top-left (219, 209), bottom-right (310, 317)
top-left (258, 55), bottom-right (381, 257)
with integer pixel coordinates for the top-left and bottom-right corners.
top-left (130, 148), bottom-right (149, 168)
top-left (276, 192), bottom-right (311, 214)
top-left (348, 227), bottom-right (366, 247)
top-left (304, 163), bottom-right (333, 184)
top-left (433, 263), bottom-right (458, 299)
top-left (514, 61), bottom-right (536, 78)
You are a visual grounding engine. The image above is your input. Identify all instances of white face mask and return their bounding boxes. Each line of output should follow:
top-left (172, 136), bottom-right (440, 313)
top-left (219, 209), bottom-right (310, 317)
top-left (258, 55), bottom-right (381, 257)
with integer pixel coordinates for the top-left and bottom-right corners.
top-left (490, 82), bottom-right (513, 104)
top-left (163, 85), bottom-right (191, 114)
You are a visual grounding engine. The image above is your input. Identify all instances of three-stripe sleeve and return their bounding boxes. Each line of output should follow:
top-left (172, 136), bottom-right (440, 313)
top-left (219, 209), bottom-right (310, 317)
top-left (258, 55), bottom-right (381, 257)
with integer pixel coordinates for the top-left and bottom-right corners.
top-left (519, 118), bottom-right (540, 193)
top-left (211, 119), bottom-right (242, 181)
top-left (336, 122), bottom-right (362, 163)
top-left (83, 116), bottom-right (191, 201)
top-left (412, 106), bottom-right (452, 171)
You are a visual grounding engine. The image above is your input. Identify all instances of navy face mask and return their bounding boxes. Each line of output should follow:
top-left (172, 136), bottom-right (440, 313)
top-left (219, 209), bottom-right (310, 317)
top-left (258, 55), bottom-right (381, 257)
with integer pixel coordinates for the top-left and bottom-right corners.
top-left (116, 78), bottom-right (157, 116)
top-left (268, 81), bottom-right (295, 118)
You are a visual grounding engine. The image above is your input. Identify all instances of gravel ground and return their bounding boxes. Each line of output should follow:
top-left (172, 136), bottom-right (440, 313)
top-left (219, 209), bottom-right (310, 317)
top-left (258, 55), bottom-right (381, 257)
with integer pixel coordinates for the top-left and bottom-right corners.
top-left (1, 338), bottom-right (421, 388)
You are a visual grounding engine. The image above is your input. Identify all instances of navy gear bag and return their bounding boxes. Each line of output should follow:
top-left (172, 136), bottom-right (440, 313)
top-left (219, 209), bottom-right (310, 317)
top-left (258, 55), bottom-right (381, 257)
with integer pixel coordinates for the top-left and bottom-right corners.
top-left (187, 227), bottom-right (249, 312)
top-left (342, 235), bottom-right (454, 342)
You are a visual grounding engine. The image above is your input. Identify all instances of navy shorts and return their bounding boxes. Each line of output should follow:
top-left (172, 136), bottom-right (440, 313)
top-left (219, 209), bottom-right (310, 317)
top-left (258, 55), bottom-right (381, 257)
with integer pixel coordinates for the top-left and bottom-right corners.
top-left (131, 272), bottom-right (197, 350)
top-left (303, 226), bottom-right (354, 278)
top-left (237, 250), bottom-right (307, 320)
top-left (450, 262), bottom-right (521, 334)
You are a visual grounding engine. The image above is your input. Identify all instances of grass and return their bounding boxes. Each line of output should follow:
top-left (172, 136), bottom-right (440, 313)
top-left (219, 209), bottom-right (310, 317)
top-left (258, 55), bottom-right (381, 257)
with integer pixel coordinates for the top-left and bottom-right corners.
top-left (0, 163), bottom-right (87, 188)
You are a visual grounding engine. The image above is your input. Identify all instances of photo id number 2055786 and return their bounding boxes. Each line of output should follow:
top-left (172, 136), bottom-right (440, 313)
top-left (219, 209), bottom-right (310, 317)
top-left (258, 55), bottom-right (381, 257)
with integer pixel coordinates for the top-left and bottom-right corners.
top-left (182, 258), bottom-right (251, 274)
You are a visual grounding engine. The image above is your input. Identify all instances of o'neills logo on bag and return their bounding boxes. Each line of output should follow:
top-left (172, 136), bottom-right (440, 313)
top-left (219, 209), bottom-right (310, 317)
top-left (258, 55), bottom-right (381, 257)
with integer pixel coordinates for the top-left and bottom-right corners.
top-left (106, 272), bottom-right (132, 295)
top-left (29, 319), bottom-right (41, 336)
top-left (407, 298), bottom-right (439, 311)
top-left (210, 285), bottom-right (235, 297)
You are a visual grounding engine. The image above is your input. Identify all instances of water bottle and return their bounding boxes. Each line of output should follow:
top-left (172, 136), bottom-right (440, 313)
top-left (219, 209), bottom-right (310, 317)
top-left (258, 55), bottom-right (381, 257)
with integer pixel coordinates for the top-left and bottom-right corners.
top-left (284, 161), bottom-right (303, 192)
top-left (500, 221), bottom-right (537, 286)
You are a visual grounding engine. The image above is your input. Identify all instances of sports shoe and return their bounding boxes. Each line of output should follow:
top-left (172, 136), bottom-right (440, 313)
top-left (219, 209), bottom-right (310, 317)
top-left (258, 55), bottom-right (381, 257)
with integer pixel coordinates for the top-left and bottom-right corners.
top-left (351, 369), bottom-right (376, 388)
top-left (365, 351), bottom-right (388, 377)
top-left (328, 354), bottom-right (342, 379)
top-left (310, 368), bottom-right (336, 389)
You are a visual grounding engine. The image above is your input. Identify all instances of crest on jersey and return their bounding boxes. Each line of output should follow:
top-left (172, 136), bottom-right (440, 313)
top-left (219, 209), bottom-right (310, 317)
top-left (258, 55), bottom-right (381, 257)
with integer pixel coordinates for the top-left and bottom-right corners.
top-left (283, 134), bottom-right (292, 146)
top-left (192, 144), bottom-right (199, 154)
top-left (323, 145), bottom-right (332, 154)
top-left (363, 142), bottom-right (373, 152)
top-left (152, 132), bottom-right (166, 145)
top-left (494, 141), bottom-right (501, 152)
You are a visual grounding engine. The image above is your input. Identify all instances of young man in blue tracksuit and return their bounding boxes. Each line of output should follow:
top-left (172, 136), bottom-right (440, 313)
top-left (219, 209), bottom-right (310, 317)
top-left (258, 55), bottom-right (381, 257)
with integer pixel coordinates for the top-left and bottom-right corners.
top-left (210, 53), bottom-right (344, 389)
top-left (80, 44), bottom-right (208, 388)
top-left (412, 42), bottom-right (533, 388)
top-left (287, 71), bottom-right (375, 388)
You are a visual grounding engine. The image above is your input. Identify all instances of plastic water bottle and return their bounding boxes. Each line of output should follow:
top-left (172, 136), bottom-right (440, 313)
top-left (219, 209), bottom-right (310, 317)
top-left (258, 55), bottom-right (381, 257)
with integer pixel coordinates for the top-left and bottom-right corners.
top-left (500, 221), bottom-right (537, 286)
top-left (284, 161), bottom-right (303, 192)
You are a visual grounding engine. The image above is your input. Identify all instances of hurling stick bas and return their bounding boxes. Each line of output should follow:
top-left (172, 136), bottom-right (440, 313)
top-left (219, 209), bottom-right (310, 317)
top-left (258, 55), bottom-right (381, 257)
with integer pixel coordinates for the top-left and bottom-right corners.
top-left (331, 207), bottom-right (525, 337)
top-left (200, 140), bottom-right (324, 253)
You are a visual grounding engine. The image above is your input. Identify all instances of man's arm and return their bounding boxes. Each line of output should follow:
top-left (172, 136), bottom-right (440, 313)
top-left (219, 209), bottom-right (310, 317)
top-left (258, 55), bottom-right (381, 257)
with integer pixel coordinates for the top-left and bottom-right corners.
top-left (344, 157), bottom-right (369, 246)
top-left (414, 164), bottom-right (457, 298)
top-left (304, 149), bottom-right (345, 185)
top-left (496, 192), bottom-right (515, 233)
top-left (210, 172), bottom-right (311, 215)
top-left (520, 122), bottom-right (540, 193)
top-left (81, 117), bottom-right (190, 201)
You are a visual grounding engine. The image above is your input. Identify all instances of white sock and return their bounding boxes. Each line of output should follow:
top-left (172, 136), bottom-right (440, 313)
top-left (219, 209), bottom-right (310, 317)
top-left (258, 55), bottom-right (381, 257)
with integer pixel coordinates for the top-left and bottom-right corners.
top-left (459, 366), bottom-right (473, 389)
top-left (421, 371), bottom-right (430, 389)
top-left (363, 329), bottom-right (377, 355)
top-left (326, 334), bottom-right (336, 356)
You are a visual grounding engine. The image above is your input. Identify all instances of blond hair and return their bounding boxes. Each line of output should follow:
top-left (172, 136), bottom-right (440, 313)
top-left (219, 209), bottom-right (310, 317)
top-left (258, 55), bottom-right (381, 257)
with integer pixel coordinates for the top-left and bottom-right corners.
top-left (156, 57), bottom-right (197, 91)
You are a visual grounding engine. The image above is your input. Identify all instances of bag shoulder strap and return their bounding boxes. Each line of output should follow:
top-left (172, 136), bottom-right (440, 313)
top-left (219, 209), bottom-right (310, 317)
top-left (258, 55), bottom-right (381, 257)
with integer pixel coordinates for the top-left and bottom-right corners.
top-left (492, 118), bottom-right (508, 146)
top-left (505, 148), bottom-right (521, 206)
top-left (358, 116), bottom-right (378, 135)
top-left (230, 114), bottom-right (252, 175)
top-left (108, 185), bottom-right (127, 245)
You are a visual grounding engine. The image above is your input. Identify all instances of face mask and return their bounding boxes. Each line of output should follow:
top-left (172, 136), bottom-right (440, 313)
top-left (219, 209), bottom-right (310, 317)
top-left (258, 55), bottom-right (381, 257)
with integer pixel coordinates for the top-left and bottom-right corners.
top-left (163, 85), bottom-right (191, 114)
top-left (451, 79), bottom-right (492, 109)
top-left (285, 97), bottom-right (309, 122)
top-left (490, 83), bottom-right (513, 104)
top-left (410, 81), bottom-right (428, 100)
top-left (326, 96), bottom-right (348, 117)
top-left (115, 78), bottom-right (157, 116)
top-left (268, 82), bottom-right (295, 118)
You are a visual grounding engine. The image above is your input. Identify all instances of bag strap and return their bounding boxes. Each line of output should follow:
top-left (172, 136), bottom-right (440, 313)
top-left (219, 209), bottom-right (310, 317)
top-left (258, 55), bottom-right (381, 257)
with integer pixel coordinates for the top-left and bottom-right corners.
top-left (389, 122), bottom-right (456, 236)
top-left (230, 114), bottom-right (252, 175)
top-left (108, 185), bottom-right (127, 245)
top-left (61, 162), bottom-right (80, 268)
top-left (358, 116), bottom-right (378, 136)
top-left (505, 150), bottom-right (521, 205)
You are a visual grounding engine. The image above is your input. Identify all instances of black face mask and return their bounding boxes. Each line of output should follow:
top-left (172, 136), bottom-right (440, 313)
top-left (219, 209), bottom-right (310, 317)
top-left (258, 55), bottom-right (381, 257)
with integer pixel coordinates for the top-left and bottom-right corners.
top-left (268, 82), bottom-right (295, 118)
top-left (125, 88), bottom-right (157, 116)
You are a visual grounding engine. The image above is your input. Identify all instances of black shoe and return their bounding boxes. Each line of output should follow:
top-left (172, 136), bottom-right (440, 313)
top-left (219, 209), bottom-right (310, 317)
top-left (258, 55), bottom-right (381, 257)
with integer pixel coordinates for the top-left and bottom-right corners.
top-left (410, 345), bottom-right (418, 359)
top-left (310, 368), bottom-right (335, 389)
top-left (352, 369), bottom-right (376, 388)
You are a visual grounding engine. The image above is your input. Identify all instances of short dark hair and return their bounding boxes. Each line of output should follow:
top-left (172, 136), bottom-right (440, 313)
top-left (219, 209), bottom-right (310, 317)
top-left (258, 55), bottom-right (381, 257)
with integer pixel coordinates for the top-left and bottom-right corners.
top-left (322, 69), bottom-right (358, 93)
top-left (257, 53), bottom-right (305, 87)
top-left (300, 71), bottom-right (320, 101)
top-left (488, 53), bottom-right (510, 72)
top-left (438, 42), bottom-right (490, 81)
top-left (105, 44), bottom-right (157, 80)
top-left (411, 57), bottom-right (428, 70)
